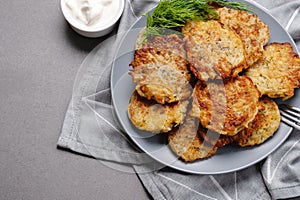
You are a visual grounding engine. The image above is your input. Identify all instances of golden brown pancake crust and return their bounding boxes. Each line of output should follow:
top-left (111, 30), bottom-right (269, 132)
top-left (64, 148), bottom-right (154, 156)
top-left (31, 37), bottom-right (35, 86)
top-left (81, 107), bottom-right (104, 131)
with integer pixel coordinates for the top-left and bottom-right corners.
top-left (217, 7), bottom-right (270, 66)
top-left (182, 20), bottom-right (246, 81)
top-left (128, 91), bottom-right (189, 133)
top-left (246, 42), bottom-right (300, 100)
top-left (199, 129), bottom-right (235, 148)
top-left (168, 114), bottom-right (218, 162)
top-left (235, 97), bottom-right (281, 147)
top-left (191, 76), bottom-right (260, 135)
top-left (130, 34), bottom-right (192, 104)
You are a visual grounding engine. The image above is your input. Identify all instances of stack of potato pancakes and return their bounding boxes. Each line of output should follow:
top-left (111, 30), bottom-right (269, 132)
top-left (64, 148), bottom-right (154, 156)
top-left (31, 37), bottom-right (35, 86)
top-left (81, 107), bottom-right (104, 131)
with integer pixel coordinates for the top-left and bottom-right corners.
top-left (128, 7), bottom-right (300, 162)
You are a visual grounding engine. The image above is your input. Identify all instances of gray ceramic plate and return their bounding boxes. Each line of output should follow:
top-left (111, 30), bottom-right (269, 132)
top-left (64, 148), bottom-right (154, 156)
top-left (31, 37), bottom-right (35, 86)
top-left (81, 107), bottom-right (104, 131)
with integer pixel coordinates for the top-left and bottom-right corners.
top-left (110, 0), bottom-right (299, 174)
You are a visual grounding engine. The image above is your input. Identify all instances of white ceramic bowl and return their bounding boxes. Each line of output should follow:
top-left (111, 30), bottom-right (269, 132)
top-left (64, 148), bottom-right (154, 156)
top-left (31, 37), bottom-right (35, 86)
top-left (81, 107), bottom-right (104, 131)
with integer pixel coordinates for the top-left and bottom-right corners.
top-left (61, 0), bottom-right (125, 38)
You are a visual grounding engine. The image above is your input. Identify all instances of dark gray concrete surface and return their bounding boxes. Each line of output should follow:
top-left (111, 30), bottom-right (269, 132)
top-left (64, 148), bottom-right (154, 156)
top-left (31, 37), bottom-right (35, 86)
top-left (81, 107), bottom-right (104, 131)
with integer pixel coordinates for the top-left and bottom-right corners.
top-left (0, 1), bottom-right (150, 199)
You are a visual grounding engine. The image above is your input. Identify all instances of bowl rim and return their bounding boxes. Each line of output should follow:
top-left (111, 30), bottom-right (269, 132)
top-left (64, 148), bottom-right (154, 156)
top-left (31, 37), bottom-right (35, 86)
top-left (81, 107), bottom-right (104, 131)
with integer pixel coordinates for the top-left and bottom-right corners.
top-left (60, 0), bottom-right (125, 33)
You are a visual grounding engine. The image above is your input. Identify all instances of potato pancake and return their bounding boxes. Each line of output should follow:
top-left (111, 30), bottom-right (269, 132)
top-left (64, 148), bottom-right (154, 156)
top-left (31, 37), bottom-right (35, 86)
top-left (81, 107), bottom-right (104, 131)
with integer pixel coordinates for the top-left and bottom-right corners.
top-left (191, 76), bottom-right (260, 135)
top-left (235, 97), bottom-right (280, 147)
top-left (217, 7), bottom-right (270, 66)
top-left (245, 42), bottom-right (300, 100)
top-left (128, 91), bottom-right (189, 133)
top-left (199, 129), bottom-right (235, 148)
top-left (168, 114), bottom-right (218, 162)
top-left (130, 34), bottom-right (192, 104)
top-left (182, 20), bottom-right (246, 81)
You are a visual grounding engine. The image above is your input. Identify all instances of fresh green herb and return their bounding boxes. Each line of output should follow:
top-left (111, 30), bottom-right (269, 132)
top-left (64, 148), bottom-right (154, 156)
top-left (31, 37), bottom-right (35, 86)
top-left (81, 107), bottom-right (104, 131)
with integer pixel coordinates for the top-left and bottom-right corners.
top-left (212, 0), bottom-right (250, 11)
top-left (144, 0), bottom-right (250, 36)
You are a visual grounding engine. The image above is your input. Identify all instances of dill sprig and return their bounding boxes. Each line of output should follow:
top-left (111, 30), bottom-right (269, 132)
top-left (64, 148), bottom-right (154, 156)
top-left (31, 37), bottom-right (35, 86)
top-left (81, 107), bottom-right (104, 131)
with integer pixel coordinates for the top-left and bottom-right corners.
top-left (212, 0), bottom-right (250, 11)
top-left (145, 0), bottom-right (250, 35)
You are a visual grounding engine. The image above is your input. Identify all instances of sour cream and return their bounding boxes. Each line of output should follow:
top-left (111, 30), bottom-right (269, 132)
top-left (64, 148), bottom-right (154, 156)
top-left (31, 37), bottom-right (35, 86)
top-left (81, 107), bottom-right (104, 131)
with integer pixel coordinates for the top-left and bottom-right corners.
top-left (64, 0), bottom-right (120, 28)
